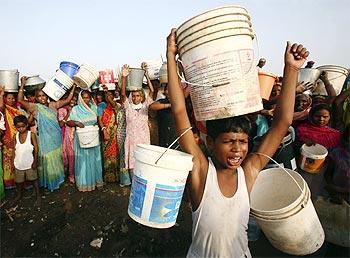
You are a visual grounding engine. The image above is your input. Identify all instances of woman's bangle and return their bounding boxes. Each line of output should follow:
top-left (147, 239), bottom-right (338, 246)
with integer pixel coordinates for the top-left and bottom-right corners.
top-left (101, 127), bottom-right (106, 131)
top-left (19, 89), bottom-right (24, 92)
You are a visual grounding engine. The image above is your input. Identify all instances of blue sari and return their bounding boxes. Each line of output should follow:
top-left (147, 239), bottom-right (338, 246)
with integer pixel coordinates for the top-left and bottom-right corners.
top-left (37, 104), bottom-right (65, 191)
top-left (69, 93), bottom-right (103, 191)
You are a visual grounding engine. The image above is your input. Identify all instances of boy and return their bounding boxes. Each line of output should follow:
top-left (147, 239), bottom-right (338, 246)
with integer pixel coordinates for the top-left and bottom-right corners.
top-left (13, 115), bottom-right (40, 204)
top-left (166, 28), bottom-right (309, 257)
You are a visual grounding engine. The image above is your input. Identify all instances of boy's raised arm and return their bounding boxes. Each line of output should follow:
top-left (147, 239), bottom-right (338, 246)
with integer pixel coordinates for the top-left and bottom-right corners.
top-left (167, 28), bottom-right (208, 210)
top-left (244, 42), bottom-right (309, 192)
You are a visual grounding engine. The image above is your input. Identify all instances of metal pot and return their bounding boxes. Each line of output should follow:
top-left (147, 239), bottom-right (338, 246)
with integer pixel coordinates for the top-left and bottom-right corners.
top-left (0, 69), bottom-right (19, 92)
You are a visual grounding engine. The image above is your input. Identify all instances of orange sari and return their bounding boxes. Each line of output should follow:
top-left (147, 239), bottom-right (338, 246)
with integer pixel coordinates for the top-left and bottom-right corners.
top-left (3, 105), bottom-right (24, 188)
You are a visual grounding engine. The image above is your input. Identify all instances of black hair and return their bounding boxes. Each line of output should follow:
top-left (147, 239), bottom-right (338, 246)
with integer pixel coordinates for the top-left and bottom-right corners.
top-left (309, 103), bottom-right (332, 119)
top-left (81, 90), bottom-right (92, 98)
top-left (206, 115), bottom-right (252, 140)
top-left (14, 115), bottom-right (28, 126)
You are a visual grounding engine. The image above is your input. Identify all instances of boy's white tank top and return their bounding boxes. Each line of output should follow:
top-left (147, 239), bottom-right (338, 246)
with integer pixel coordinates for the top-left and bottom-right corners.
top-left (187, 158), bottom-right (251, 258)
top-left (14, 132), bottom-right (34, 170)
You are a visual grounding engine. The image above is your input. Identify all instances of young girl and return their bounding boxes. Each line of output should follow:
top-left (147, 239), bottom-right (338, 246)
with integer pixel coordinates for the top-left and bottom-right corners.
top-left (18, 77), bottom-right (76, 191)
top-left (58, 94), bottom-right (78, 184)
top-left (296, 103), bottom-right (341, 150)
top-left (13, 115), bottom-right (40, 204)
top-left (121, 64), bottom-right (154, 177)
top-left (66, 90), bottom-right (103, 192)
top-left (166, 28), bottom-right (309, 257)
top-left (0, 87), bottom-right (25, 189)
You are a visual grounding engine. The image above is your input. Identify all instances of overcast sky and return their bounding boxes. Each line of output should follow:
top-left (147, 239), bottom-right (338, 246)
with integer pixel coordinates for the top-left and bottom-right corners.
top-left (1, 0), bottom-right (349, 80)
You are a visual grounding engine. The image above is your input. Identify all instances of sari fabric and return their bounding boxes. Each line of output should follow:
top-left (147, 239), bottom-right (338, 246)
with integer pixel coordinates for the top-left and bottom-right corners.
top-left (296, 121), bottom-right (341, 150)
top-left (36, 104), bottom-right (65, 191)
top-left (101, 104), bottom-right (119, 182)
top-left (69, 94), bottom-right (103, 192)
top-left (0, 149), bottom-right (4, 199)
top-left (3, 105), bottom-right (24, 188)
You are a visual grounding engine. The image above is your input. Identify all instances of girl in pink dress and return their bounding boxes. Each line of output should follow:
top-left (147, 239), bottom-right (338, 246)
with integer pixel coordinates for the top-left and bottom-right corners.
top-left (58, 95), bottom-right (78, 183)
top-left (120, 64), bottom-right (154, 179)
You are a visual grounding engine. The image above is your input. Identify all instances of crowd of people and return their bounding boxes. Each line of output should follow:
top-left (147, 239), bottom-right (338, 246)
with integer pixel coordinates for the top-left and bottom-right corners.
top-left (0, 28), bottom-right (349, 257)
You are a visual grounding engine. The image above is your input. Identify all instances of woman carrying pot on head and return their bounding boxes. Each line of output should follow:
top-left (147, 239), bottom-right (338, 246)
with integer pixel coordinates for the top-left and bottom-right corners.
top-left (0, 86), bottom-right (25, 189)
top-left (18, 77), bottom-right (76, 191)
top-left (66, 90), bottom-right (103, 192)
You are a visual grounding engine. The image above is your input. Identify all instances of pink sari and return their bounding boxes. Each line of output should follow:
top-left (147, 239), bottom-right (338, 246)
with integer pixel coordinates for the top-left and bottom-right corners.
top-left (58, 106), bottom-right (75, 183)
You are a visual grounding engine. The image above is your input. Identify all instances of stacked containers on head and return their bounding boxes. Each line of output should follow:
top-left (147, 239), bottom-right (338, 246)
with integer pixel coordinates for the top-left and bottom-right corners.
top-left (176, 5), bottom-right (263, 121)
top-left (43, 61), bottom-right (79, 101)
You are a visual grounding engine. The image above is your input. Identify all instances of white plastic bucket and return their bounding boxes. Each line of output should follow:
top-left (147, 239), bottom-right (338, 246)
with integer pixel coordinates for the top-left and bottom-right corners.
top-left (250, 168), bottom-right (325, 255)
top-left (73, 64), bottom-right (99, 89)
top-left (177, 6), bottom-right (262, 121)
top-left (128, 144), bottom-right (193, 228)
top-left (0, 69), bottom-right (19, 92)
top-left (315, 65), bottom-right (349, 95)
top-left (145, 59), bottom-right (163, 80)
top-left (43, 69), bottom-right (74, 101)
top-left (76, 125), bottom-right (100, 148)
top-left (126, 68), bottom-right (145, 91)
top-left (299, 143), bottom-right (328, 173)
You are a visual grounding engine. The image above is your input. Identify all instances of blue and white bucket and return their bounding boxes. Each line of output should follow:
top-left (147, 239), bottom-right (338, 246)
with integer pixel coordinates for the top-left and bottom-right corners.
top-left (128, 144), bottom-right (193, 228)
top-left (59, 61), bottom-right (79, 78)
top-left (43, 69), bottom-right (74, 101)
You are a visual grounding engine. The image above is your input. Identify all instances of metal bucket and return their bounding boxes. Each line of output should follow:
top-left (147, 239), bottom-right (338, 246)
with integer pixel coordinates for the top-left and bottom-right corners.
top-left (0, 70), bottom-right (19, 92)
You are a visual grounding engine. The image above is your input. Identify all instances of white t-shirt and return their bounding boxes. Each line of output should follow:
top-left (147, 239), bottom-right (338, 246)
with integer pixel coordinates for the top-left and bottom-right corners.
top-left (187, 158), bottom-right (251, 258)
top-left (14, 131), bottom-right (34, 170)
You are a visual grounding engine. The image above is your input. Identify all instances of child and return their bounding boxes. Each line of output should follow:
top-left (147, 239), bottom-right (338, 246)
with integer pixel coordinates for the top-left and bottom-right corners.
top-left (13, 115), bottom-right (40, 204)
top-left (166, 28), bottom-right (309, 257)
top-left (120, 63), bottom-right (154, 179)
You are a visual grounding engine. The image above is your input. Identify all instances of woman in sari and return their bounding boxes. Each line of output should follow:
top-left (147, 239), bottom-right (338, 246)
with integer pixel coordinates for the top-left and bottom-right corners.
top-left (67, 90), bottom-right (103, 192)
top-left (0, 86), bottom-right (25, 189)
top-left (0, 108), bottom-right (5, 198)
top-left (18, 77), bottom-right (76, 191)
top-left (296, 103), bottom-right (341, 150)
top-left (58, 94), bottom-right (78, 184)
top-left (100, 87), bottom-right (119, 183)
top-left (101, 85), bottom-right (129, 186)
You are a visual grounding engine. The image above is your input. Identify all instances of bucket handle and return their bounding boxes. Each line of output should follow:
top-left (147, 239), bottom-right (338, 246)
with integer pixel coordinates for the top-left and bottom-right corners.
top-left (175, 33), bottom-right (260, 88)
top-left (155, 127), bottom-right (192, 164)
top-left (253, 152), bottom-right (304, 195)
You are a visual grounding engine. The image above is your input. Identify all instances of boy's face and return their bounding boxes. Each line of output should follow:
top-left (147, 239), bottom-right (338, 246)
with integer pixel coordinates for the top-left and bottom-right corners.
top-left (209, 132), bottom-right (249, 170)
top-left (15, 122), bottom-right (27, 133)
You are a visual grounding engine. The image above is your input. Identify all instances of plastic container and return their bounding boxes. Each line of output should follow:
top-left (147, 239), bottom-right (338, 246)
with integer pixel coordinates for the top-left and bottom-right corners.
top-left (76, 125), bottom-right (100, 148)
top-left (176, 5), bottom-right (262, 121)
top-left (258, 71), bottom-right (277, 100)
top-left (145, 59), bottom-right (163, 80)
top-left (128, 144), bottom-right (193, 228)
top-left (315, 65), bottom-right (349, 95)
top-left (158, 62), bottom-right (168, 84)
top-left (73, 64), bottom-right (99, 89)
top-left (250, 168), bottom-right (324, 255)
top-left (299, 143), bottom-right (328, 173)
top-left (42, 69), bottom-right (74, 101)
top-left (59, 61), bottom-right (79, 78)
top-left (298, 68), bottom-right (321, 85)
top-left (126, 68), bottom-right (145, 91)
top-left (0, 69), bottom-right (19, 92)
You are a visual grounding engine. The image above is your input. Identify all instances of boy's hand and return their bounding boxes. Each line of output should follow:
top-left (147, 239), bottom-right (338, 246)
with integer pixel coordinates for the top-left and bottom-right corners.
top-left (32, 161), bottom-right (37, 170)
top-left (121, 64), bottom-right (130, 78)
top-left (141, 62), bottom-right (148, 71)
top-left (102, 84), bottom-right (108, 92)
top-left (77, 122), bottom-right (85, 128)
top-left (284, 42), bottom-right (309, 69)
top-left (167, 28), bottom-right (178, 57)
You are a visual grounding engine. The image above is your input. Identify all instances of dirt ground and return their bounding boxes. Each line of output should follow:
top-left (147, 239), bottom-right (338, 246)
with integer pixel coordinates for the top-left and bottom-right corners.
top-left (1, 182), bottom-right (348, 257)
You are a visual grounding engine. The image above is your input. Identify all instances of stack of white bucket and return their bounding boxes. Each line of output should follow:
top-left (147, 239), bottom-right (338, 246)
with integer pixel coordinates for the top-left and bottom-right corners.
top-left (176, 5), bottom-right (262, 121)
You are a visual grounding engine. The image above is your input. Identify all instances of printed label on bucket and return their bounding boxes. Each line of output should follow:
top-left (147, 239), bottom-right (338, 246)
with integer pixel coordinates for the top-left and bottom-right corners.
top-left (128, 175), bottom-right (147, 218)
top-left (149, 183), bottom-right (185, 224)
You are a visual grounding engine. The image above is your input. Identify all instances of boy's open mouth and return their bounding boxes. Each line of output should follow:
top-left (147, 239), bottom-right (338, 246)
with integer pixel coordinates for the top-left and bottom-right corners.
top-left (227, 156), bottom-right (242, 167)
